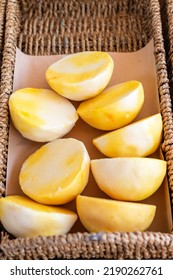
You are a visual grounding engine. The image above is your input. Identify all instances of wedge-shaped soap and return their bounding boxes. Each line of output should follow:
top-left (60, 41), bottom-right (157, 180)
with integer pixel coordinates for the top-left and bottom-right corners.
top-left (0, 196), bottom-right (77, 238)
top-left (77, 80), bottom-right (144, 130)
top-left (93, 113), bottom-right (162, 157)
top-left (76, 195), bottom-right (156, 232)
top-left (9, 88), bottom-right (78, 142)
top-left (46, 52), bottom-right (114, 101)
top-left (91, 158), bottom-right (166, 201)
top-left (20, 138), bottom-right (90, 205)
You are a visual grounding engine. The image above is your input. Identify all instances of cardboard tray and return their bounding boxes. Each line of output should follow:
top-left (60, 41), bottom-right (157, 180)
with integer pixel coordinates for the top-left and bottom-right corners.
top-left (0, 0), bottom-right (173, 260)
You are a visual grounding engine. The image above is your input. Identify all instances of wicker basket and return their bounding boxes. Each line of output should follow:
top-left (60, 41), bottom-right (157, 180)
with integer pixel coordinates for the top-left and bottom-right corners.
top-left (1, 0), bottom-right (173, 260)
top-left (161, 0), bottom-right (173, 102)
top-left (0, 0), bottom-right (6, 69)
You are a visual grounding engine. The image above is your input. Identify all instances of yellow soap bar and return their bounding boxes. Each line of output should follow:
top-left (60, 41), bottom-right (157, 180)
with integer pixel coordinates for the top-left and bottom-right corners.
top-left (20, 138), bottom-right (90, 205)
top-left (93, 113), bottom-right (162, 157)
top-left (0, 195), bottom-right (77, 238)
top-left (91, 157), bottom-right (166, 201)
top-left (46, 51), bottom-right (114, 101)
top-left (77, 80), bottom-right (144, 130)
top-left (9, 88), bottom-right (78, 142)
top-left (76, 195), bottom-right (156, 233)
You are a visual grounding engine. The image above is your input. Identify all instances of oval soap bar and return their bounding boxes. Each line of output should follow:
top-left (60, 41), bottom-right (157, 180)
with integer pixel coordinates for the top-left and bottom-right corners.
top-left (77, 80), bottom-right (144, 130)
top-left (91, 157), bottom-right (166, 201)
top-left (46, 52), bottom-right (114, 101)
top-left (19, 138), bottom-right (90, 205)
top-left (76, 195), bottom-right (156, 233)
top-left (0, 195), bottom-right (77, 238)
top-left (9, 88), bottom-right (78, 142)
top-left (93, 113), bottom-right (162, 157)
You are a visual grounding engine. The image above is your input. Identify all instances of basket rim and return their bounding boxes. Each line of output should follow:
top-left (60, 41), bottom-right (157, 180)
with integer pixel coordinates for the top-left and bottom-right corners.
top-left (0, 0), bottom-right (7, 70)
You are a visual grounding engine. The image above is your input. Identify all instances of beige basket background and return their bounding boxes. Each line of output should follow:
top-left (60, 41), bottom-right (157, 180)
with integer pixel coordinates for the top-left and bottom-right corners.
top-left (0, 0), bottom-right (173, 259)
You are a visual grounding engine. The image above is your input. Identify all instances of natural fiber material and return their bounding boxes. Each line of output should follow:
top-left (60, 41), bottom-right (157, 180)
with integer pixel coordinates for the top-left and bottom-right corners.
top-left (0, 0), bottom-right (173, 259)
top-left (1, 231), bottom-right (173, 260)
top-left (0, 0), bottom-right (19, 199)
top-left (163, 0), bottom-right (173, 102)
top-left (0, 0), bottom-right (6, 69)
top-left (159, 0), bottom-right (173, 207)
top-left (18, 0), bottom-right (152, 54)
